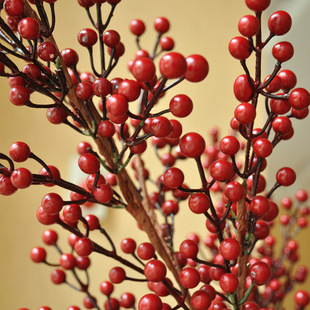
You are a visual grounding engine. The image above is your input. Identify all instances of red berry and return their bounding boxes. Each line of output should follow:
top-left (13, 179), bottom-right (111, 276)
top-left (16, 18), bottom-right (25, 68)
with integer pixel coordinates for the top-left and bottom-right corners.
top-left (288, 88), bottom-right (310, 110)
top-left (10, 167), bottom-right (33, 189)
top-left (250, 261), bottom-right (271, 285)
top-left (60, 253), bottom-right (76, 270)
top-left (179, 132), bottom-right (206, 158)
top-left (272, 41), bottom-right (294, 62)
top-left (51, 269), bottom-right (66, 284)
top-left (180, 239), bottom-right (199, 259)
top-left (78, 28), bottom-right (98, 47)
top-left (41, 193), bottom-right (63, 215)
top-left (190, 290), bottom-right (212, 310)
top-left (30, 247), bottom-right (46, 263)
top-left (100, 281), bottom-right (114, 296)
top-left (160, 37), bottom-right (174, 51)
top-left (253, 138), bottom-right (273, 158)
top-left (9, 86), bottom-right (30, 106)
top-left (250, 196), bottom-right (270, 218)
top-left (137, 242), bottom-right (155, 260)
top-left (61, 48), bottom-right (79, 66)
top-left (294, 290), bottom-right (310, 307)
top-left (169, 94), bottom-right (193, 118)
top-left (103, 30), bottom-right (120, 48)
top-left (74, 237), bottom-right (94, 256)
top-left (229, 37), bottom-right (251, 60)
top-left (179, 267), bottom-right (200, 289)
top-left (188, 193), bottom-right (210, 214)
top-left (159, 52), bottom-right (187, 79)
top-left (219, 136), bottom-right (240, 156)
top-left (234, 75), bottom-right (253, 102)
top-left (78, 153), bottom-right (100, 174)
top-left (42, 229), bottom-right (58, 245)
top-left (268, 11), bottom-right (292, 36)
top-left (210, 159), bottom-right (234, 182)
top-left (17, 18), bottom-right (40, 40)
top-left (154, 17), bottom-right (170, 33)
top-left (144, 259), bottom-right (167, 282)
top-left (138, 294), bottom-right (162, 310)
top-left (130, 19), bottom-right (145, 36)
top-left (234, 102), bottom-right (256, 124)
top-left (184, 54), bottom-right (209, 82)
top-left (120, 238), bottom-right (136, 254)
top-left (238, 15), bottom-right (260, 37)
top-left (93, 183), bottom-right (113, 203)
top-left (245, 0), bottom-right (271, 12)
top-left (219, 273), bottom-right (239, 293)
top-left (219, 238), bottom-right (240, 260)
top-left (131, 58), bottom-right (156, 82)
top-left (38, 42), bottom-right (58, 62)
top-left (109, 266), bottom-right (126, 283)
top-left (276, 167), bottom-right (296, 186)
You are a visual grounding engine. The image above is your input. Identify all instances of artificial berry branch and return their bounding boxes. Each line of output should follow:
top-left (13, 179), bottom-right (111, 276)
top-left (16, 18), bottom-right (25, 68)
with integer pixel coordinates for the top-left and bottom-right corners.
top-left (1, 0), bottom-right (310, 310)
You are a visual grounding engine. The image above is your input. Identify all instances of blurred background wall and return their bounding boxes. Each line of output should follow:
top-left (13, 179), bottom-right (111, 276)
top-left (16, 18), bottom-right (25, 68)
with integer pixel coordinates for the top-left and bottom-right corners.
top-left (0, 0), bottom-right (309, 309)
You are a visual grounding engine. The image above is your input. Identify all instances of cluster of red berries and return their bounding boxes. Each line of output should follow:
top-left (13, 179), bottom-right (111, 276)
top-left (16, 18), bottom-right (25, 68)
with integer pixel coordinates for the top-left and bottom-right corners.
top-left (1, 0), bottom-right (310, 309)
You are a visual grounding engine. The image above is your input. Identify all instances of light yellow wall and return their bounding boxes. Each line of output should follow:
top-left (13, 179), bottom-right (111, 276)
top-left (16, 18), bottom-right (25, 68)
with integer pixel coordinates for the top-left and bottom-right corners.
top-left (0, 1), bottom-right (309, 309)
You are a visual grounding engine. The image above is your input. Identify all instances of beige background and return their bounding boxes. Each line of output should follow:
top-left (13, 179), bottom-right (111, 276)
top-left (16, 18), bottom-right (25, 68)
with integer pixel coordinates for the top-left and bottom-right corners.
top-left (0, 1), bottom-right (309, 309)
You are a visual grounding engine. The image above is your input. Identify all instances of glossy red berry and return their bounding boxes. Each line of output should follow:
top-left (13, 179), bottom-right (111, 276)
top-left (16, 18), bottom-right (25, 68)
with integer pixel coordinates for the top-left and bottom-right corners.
top-left (238, 15), bottom-right (260, 37)
top-left (78, 153), bottom-right (100, 174)
top-left (188, 193), bottom-right (210, 214)
top-left (78, 28), bottom-right (98, 47)
top-left (138, 294), bottom-right (162, 310)
top-left (159, 52), bottom-right (187, 79)
top-left (41, 193), bottom-right (63, 215)
top-left (179, 267), bottom-right (200, 289)
top-left (9, 86), bottom-right (30, 106)
top-left (120, 238), bottom-right (136, 254)
top-left (93, 183), bottom-right (113, 203)
top-left (61, 48), bottom-right (79, 66)
top-left (229, 37), bottom-right (251, 60)
top-left (219, 273), bottom-right (239, 293)
top-left (272, 42), bottom-right (294, 62)
top-left (74, 237), bottom-right (94, 256)
top-left (120, 292), bottom-right (135, 309)
top-left (220, 136), bottom-right (240, 156)
top-left (190, 290), bottom-right (212, 310)
top-left (294, 290), bottom-right (310, 307)
top-left (288, 88), bottom-right (310, 110)
top-left (234, 102), bottom-right (256, 124)
top-left (51, 269), bottom-right (66, 284)
top-left (179, 132), bottom-right (206, 158)
top-left (180, 239), bottom-right (199, 259)
top-left (184, 54), bottom-right (209, 82)
top-left (60, 253), bottom-right (76, 270)
top-left (18, 18), bottom-right (40, 40)
top-left (160, 36), bottom-right (174, 51)
top-left (276, 167), bottom-right (296, 186)
top-left (4, 0), bottom-right (25, 17)
top-left (100, 281), bottom-right (114, 296)
top-left (278, 69), bottom-right (297, 90)
top-left (130, 19), bottom-right (145, 36)
top-left (109, 266), bottom-right (126, 283)
top-left (103, 30), bottom-right (120, 48)
top-left (38, 42), bottom-right (58, 62)
top-left (154, 17), bottom-right (170, 33)
top-left (219, 238), bottom-right (240, 260)
top-left (250, 261), bottom-right (271, 285)
top-left (42, 229), bottom-right (58, 245)
top-left (210, 159), bottom-right (234, 182)
top-left (250, 196), bottom-right (270, 218)
top-left (253, 138), bottom-right (273, 158)
top-left (169, 94), bottom-right (193, 118)
top-left (10, 167), bottom-right (32, 189)
top-left (245, 0), bottom-right (271, 12)
top-left (268, 11), bottom-right (292, 36)
top-left (144, 259), bottom-right (167, 282)
top-left (30, 247), bottom-right (46, 263)
top-left (234, 75), bottom-right (253, 102)
top-left (131, 58), bottom-right (156, 82)
top-left (223, 181), bottom-right (244, 202)
top-left (46, 106), bottom-right (67, 124)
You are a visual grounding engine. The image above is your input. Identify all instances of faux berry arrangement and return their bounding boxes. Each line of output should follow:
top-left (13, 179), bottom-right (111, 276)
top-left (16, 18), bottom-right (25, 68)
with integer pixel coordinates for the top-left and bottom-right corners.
top-left (0, 0), bottom-right (309, 310)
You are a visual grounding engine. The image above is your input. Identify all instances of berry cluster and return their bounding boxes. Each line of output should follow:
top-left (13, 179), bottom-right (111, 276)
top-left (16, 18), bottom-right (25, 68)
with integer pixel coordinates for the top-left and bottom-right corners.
top-left (0, 0), bottom-right (310, 309)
